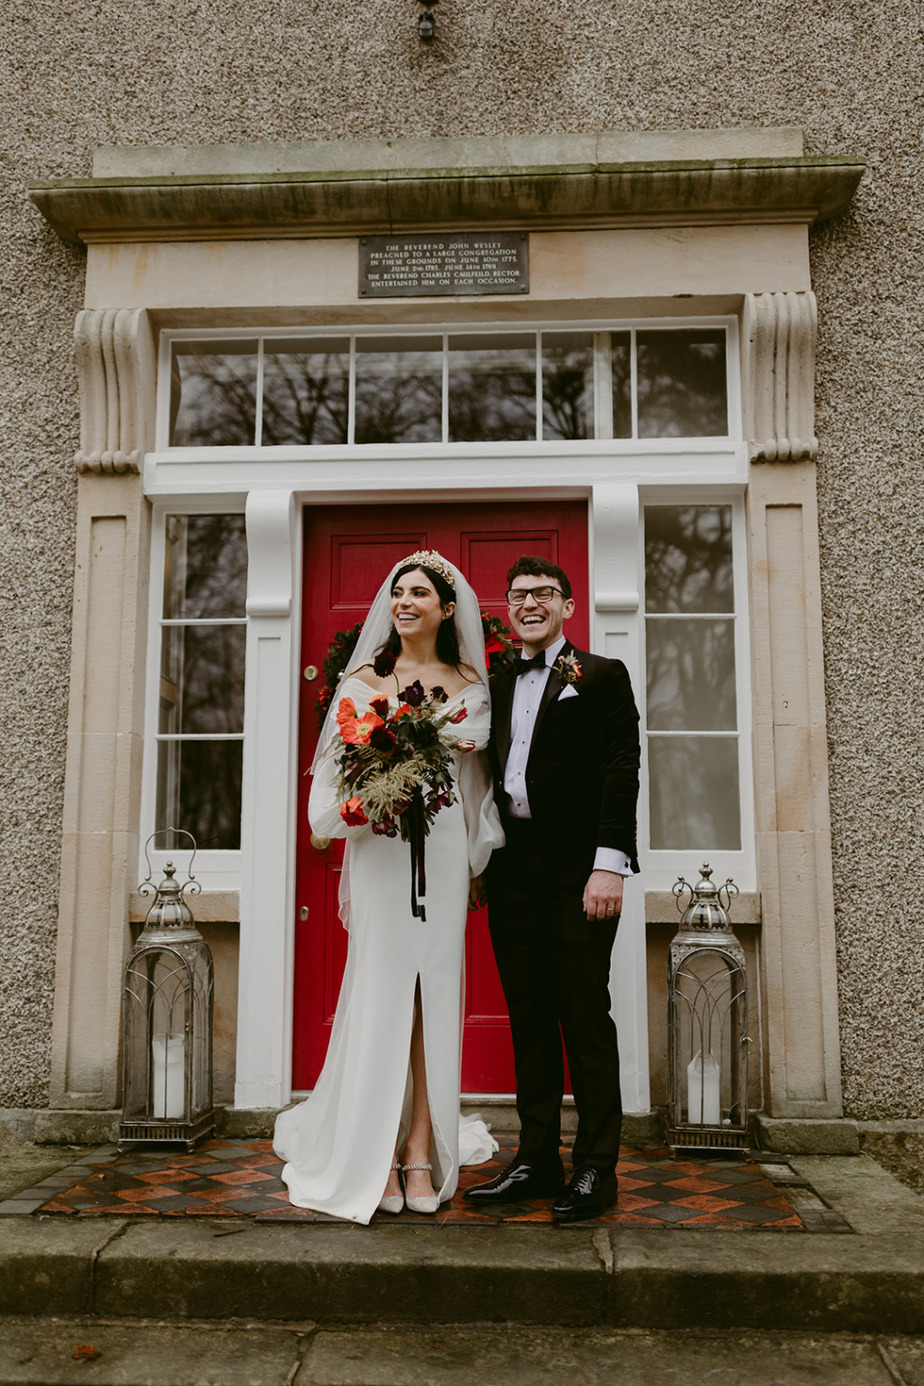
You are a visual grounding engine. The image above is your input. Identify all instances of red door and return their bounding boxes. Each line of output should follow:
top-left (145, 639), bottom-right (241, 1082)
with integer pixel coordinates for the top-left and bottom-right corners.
top-left (293, 500), bottom-right (589, 1092)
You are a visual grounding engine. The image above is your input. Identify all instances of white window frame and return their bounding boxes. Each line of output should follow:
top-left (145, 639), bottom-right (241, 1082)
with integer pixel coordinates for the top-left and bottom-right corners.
top-left (636, 488), bottom-right (755, 893)
top-left (140, 494), bottom-right (248, 892)
top-left (153, 315), bottom-right (742, 459)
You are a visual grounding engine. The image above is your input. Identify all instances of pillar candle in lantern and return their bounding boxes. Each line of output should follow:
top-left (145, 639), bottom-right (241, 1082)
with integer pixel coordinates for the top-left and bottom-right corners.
top-left (152, 1033), bottom-right (185, 1119)
top-left (687, 1049), bottom-right (721, 1125)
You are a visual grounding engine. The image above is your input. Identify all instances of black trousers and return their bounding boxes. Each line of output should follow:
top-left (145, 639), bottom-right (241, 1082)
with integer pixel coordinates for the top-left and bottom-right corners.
top-left (487, 818), bottom-right (622, 1173)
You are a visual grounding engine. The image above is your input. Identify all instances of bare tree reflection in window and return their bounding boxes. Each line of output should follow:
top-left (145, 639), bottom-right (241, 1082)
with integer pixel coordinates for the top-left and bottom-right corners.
top-left (637, 330), bottom-right (728, 438)
top-left (262, 342), bottom-right (349, 445)
top-left (158, 516), bottom-right (247, 851)
top-left (449, 335), bottom-right (536, 442)
top-left (611, 333), bottom-right (632, 439)
top-left (645, 507), bottom-right (733, 615)
top-left (542, 333), bottom-right (594, 440)
top-left (157, 741), bottom-right (244, 851)
top-left (355, 337), bottom-right (442, 443)
top-left (646, 620), bottom-right (737, 732)
top-left (649, 737), bottom-right (741, 851)
top-left (170, 343), bottom-right (259, 446)
top-left (645, 505), bottom-right (740, 852)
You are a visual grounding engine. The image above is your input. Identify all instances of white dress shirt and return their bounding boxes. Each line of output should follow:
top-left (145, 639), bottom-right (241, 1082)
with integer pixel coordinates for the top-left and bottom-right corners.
top-left (503, 636), bottom-right (634, 877)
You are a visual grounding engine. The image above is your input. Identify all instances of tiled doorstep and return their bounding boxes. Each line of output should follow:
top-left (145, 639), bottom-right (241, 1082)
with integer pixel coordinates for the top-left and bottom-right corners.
top-left (0, 1138), bottom-right (837, 1230)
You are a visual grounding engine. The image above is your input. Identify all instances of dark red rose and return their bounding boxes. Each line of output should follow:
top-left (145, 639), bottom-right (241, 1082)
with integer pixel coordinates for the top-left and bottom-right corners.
top-left (369, 724), bottom-right (398, 752)
top-left (370, 695), bottom-right (391, 719)
top-left (430, 685), bottom-right (447, 703)
top-left (399, 680), bottom-right (426, 708)
top-left (373, 650), bottom-right (397, 678)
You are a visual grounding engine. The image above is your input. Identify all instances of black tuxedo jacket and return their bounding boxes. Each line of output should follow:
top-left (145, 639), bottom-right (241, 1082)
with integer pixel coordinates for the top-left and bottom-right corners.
top-left (490, 640), bottom-right (641, 880)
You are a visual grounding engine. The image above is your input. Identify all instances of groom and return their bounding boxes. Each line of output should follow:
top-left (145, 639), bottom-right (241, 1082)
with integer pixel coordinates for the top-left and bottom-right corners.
top-left (465, 556), bottom-right (640, 1222)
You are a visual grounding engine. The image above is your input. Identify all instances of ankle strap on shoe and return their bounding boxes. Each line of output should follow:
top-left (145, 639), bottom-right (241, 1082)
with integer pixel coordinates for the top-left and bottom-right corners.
top-left (402, 1162), bottom-right (433, 1171)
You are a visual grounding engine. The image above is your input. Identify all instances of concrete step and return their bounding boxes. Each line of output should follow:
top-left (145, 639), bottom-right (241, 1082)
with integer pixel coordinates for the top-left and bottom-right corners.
top-left (0, 1318), bottom-right (922, 1386)
top-left (3, 1218), bottom-right (924, 1335)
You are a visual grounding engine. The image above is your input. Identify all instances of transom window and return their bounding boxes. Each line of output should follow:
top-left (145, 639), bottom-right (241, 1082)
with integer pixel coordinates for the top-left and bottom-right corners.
top-left (167, 327), bottom-right (730, 448)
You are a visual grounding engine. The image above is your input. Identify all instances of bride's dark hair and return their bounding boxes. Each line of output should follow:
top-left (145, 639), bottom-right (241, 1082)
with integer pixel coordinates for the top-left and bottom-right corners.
top-left (382, 562), bottom-right (463, 666)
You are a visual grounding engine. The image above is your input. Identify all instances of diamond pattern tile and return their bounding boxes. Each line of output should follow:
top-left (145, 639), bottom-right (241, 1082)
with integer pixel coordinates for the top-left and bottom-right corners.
top-left (18, 1132), bottom-right (844, 1229)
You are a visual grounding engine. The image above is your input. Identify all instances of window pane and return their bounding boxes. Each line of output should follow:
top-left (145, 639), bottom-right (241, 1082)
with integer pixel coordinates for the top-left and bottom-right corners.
top-left (156, 740), bottom-right (243, 851)
top-left (542, 332), bottom-right (594, 440)
top-left (645, 506), bottom-right (733, 614)
top-left (163, 515), bottom-right (247, 620)
top-left (448, 334), bottom-right (536, 442)
top-left (262, 338), bottom-right (349, 445)
top-left (648, 737), bottom-right (741, 850)
top-left (647, 619), bottom-right (737, 731)
top-left (355, 336), bottom-right (442, 443)
top-left (170, 342), bottom-right (258, 446)
top-left (159, 625), bottom-right (246, 735)
top-left (611, 332), bottom-right (632, 439)
top-left (637, 329), bottom-right (727, 438)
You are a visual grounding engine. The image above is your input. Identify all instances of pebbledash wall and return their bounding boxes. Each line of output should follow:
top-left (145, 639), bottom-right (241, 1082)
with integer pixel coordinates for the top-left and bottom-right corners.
top-left (1, 0), bottom-right (922, 1137)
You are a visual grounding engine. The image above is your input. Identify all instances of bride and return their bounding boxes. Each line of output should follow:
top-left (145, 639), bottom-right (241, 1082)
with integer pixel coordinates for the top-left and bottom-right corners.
top-left (274, 551), bottom-right (504, 1223)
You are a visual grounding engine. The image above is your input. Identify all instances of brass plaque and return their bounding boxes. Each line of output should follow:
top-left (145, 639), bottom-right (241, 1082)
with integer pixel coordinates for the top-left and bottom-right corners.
top-left (359, 232), bottom-right (529, 298)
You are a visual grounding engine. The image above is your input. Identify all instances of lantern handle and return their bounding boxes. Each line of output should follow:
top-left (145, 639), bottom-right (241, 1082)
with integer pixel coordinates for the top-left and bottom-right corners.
top-left (718, 878), bottom-right (739, 915)
top-left (672, 876), bottom-right (693, 913)
top-left (139, 828), bottom-right (201, 898)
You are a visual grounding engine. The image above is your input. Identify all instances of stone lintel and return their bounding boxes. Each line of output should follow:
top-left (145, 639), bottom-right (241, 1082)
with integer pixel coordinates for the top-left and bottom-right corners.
top-left (30, 156), bottom-right (865, 247)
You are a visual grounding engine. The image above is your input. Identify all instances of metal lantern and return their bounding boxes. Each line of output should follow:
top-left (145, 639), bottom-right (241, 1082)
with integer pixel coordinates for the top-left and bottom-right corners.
top-left (667, 863), bottom-right (750, 1151)
top-left (119, 832), bottom-right (215, 1151)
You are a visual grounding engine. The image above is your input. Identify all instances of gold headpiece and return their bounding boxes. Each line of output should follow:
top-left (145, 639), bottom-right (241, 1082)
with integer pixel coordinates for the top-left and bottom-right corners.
top-left (398, 550), bottom-right (457, 591)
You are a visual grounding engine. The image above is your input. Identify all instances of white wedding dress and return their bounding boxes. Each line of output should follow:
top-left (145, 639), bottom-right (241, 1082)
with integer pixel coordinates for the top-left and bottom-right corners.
top-left (273, 676), bottom-right (504, 1224)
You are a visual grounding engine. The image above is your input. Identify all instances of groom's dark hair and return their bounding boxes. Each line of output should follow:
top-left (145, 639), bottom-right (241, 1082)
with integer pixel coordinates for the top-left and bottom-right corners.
top-left (506, 555), bottom-right (572, 601)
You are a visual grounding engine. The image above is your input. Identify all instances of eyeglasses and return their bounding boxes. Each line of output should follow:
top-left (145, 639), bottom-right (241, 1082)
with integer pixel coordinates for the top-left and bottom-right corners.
top-left (506, 586), bottom-right (564, 606)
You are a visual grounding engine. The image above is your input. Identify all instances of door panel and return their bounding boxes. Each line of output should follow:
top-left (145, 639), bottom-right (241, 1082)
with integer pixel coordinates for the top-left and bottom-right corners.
top-left (293, 500), bottom-right (589, 1092)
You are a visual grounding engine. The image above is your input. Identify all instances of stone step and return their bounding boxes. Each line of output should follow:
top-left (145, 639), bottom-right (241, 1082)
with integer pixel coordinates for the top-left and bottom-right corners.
top-left (2, 1218), bottom-right (924, 1335)
top-left (0, 1318), bottom-right (921, 1386)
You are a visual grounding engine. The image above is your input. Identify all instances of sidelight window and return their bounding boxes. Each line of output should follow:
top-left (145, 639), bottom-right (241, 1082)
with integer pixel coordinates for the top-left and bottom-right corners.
top-left (644, 505), bottom-right (744, 854)
top-left (155, 514), bottom-right (247, 853)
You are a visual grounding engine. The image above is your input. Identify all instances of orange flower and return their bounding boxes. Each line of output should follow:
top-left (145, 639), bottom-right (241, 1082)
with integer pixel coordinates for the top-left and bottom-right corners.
top-left (336, 694), bottom-right (385, 745)
top-left (336, 696), bottom-right (357, 724)
top-left (340, 797), bottom-right (368, 826)
top-left (340, 711), bottom-right (384, 746)
top-left (392, 703), bottom-right (415, 720)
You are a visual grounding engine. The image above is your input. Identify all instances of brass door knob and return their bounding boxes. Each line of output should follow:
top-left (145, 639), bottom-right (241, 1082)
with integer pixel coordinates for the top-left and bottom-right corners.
top-left (303, 665), bottom-right (319, 682)
top-left (310, 833), bottom-right (331, 851)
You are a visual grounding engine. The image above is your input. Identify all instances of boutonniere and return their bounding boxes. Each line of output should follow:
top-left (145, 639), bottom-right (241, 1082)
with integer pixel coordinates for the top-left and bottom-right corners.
top-left (553, 651), bottom-right (582, 686)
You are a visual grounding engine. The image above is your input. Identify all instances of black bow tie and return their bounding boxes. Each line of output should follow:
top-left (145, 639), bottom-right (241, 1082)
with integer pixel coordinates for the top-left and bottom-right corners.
top-left (516, 652), bottom-right (548, 676)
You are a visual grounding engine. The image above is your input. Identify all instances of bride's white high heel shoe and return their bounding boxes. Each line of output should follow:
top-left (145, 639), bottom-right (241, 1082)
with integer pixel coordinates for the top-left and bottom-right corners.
top-left (403, 1161), bottom-right (439, 1214)
top-left (377, 1163), bottom-right (404, 1215)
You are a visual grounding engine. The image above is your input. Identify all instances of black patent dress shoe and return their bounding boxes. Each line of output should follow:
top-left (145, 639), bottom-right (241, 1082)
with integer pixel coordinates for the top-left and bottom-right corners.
top-left (551, 1166), bottom-right (619, 1222)
top-left (463, 1159), bottom-right (566, 1203)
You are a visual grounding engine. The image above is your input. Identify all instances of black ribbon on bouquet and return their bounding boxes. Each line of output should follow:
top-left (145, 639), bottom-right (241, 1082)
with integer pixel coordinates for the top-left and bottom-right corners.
top-left (406, 789), bottom-right (427, 922)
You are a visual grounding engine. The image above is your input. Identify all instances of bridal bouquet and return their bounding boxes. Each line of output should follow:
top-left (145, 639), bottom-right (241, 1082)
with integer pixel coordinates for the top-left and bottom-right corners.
top-left (329, 652), bottom-right (471, 919)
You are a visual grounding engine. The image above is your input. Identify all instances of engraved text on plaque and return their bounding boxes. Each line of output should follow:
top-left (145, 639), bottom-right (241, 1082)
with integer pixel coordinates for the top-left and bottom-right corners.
top-left (359, 232), bottom-right (529, 298)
